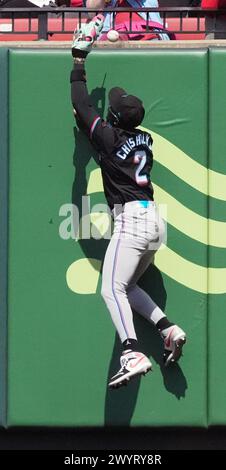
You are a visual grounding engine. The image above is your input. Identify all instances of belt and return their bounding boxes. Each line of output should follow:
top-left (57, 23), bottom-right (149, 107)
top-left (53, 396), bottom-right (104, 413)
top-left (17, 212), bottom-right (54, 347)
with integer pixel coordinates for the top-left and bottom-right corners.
top-left (112, 200), bottom-right (155, 217)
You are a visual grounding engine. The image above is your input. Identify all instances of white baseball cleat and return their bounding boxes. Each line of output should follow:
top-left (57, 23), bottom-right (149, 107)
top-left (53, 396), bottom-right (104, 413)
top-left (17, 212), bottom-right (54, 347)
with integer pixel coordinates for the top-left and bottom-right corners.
top-left (161, 325), bottom-right (186, 367)
top-left (108, 351), bottom-right (152, 389)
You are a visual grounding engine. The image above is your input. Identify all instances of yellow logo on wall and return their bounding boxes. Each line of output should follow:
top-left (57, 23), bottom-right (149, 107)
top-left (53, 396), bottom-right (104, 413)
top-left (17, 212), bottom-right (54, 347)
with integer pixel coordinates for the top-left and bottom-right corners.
top-left (66, 127), bottom-right (226, 295)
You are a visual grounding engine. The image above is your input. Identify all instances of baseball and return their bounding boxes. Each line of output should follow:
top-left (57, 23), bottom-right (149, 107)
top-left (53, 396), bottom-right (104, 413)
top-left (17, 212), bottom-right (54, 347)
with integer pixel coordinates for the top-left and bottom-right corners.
top-left (107, 30), bottom-right (119, 42)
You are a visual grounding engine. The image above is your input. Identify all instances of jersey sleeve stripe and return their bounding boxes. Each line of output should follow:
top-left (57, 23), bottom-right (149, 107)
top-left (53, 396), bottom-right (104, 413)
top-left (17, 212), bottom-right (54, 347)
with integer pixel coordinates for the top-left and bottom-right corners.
top-left (90, 116), bottom-right (101, 140)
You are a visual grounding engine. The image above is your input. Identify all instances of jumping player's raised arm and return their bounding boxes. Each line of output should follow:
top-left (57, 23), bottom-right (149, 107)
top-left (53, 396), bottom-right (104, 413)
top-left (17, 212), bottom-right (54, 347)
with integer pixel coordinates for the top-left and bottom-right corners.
top-left (70, 15), bottom-right (115, 153)
top-left (70, 61), bottom-right (100, 139)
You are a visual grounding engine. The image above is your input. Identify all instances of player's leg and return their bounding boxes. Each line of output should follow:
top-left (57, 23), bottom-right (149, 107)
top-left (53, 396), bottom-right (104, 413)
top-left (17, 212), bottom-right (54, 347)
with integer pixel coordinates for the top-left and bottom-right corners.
top-left (101, 235), bottom-right (138, 344)
top-left (126, 218), bottom-right (186, 366)
top-left (101, 222), bottom-right (152, 388)
top-left (127, 249), bottom-right (167, 325)
top-left (101, 209), bottom-right (159, 343)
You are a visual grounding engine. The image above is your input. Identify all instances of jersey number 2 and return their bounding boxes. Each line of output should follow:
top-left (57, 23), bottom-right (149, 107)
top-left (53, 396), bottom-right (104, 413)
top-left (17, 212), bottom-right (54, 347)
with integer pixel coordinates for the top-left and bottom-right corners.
top-left (134, 151), bottom-right (149, 186)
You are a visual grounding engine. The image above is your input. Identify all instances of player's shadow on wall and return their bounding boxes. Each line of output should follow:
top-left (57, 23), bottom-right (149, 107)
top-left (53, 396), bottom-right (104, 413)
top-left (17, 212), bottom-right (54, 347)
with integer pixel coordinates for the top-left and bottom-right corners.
top-left (72, 87), bottom-right (188, 427)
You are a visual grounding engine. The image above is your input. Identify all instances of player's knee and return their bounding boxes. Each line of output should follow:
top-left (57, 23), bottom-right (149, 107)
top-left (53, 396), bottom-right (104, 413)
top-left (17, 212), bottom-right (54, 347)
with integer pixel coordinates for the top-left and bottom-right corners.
top-left (101, 280), bottom-right (126, 301)
top-left (112, 280), bottom-right (127, 296)
top-left (101, 283), bottom-right (112, 302)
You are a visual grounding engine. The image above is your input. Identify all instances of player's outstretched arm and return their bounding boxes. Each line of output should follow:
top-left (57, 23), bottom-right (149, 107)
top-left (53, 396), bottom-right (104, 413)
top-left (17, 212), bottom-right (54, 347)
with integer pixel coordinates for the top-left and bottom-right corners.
top-left (70, 14), bottom-right (115, 154)
top-left (70, 15), bottom-right (104, 139)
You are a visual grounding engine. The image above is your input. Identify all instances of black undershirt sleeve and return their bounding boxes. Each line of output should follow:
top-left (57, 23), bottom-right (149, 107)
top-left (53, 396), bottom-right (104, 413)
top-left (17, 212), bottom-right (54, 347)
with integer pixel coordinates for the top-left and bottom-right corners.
top-left (70, 62), bottom-right (115, 155)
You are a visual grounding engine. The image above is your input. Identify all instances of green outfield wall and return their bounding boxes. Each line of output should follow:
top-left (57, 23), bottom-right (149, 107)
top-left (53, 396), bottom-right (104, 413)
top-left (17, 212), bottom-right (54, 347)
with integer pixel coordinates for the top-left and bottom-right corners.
top-left (0, 47), bottom-right (225, 427)
top-left (0, 48), bottom-right (8, 427)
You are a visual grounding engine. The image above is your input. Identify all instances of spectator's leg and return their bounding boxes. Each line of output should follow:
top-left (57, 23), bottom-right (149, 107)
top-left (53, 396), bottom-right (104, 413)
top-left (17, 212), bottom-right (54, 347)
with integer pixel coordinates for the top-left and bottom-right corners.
top-left (205, 15), bottom-right (215, 39)
top-left (86, 0), bottom-right (105, 18)
top-left (86, 0), bottom-right (105, 8)
top-left (215, 15), bottom-right (226, 39)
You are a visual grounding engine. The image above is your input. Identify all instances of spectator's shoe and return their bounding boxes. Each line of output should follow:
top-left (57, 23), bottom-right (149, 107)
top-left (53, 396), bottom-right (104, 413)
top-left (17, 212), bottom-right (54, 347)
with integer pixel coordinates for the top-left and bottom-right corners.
top-left (72, 14), bottom-right (104, 55)
top-left (161, 325), bottom-right (186, 367)
top-left (108, 351), bottom-right (152, 389)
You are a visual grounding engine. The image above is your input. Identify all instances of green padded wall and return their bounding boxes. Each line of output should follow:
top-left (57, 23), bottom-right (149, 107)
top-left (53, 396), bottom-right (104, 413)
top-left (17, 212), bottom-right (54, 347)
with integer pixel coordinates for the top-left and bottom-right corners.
top-left (0, 48), bottom-right (8, 427)
top-left (208, 48), bottom-right (226, 425)
top-left (7, 49), bottom-right (208, 427)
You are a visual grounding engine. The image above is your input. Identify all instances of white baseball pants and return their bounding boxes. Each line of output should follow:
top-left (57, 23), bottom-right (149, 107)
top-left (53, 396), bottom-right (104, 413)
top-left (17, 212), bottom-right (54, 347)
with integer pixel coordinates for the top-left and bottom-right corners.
top-left (101, 201), bottom-right (166, 343)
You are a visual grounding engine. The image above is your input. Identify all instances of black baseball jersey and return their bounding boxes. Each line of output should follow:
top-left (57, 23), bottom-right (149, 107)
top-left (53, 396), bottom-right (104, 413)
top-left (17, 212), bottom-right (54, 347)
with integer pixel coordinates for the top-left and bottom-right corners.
top-left (71, 63), bottom-right (154, 210)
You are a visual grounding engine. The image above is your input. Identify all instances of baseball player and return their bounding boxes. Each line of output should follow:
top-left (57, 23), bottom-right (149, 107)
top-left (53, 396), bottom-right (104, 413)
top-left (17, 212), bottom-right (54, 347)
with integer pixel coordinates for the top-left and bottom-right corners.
top-left (70, 15), bottom-right (186, 389)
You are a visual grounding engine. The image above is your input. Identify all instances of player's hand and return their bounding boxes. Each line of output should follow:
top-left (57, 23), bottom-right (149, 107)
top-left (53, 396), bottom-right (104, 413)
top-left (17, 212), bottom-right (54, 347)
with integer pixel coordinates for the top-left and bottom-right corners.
top-left (72, 15), bottom-right (104, 58)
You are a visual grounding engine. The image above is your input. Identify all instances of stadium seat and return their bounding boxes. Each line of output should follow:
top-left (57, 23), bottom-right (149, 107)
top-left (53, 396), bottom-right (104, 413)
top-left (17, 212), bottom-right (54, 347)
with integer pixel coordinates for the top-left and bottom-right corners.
top-left (167, 17), bottom-right (206, 40)
top-left (0, 16), bottom-right (206, 41)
